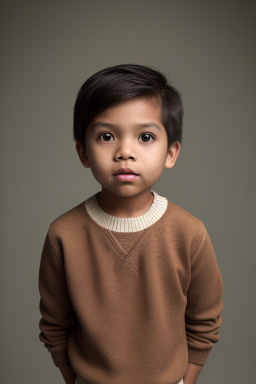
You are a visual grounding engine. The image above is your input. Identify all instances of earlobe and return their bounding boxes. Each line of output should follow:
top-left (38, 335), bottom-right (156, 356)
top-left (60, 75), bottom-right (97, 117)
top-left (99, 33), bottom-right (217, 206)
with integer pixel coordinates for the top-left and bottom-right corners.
top-left (165, 142), bottom-right (181, 169)
top-left (75, 141), bottom-right (90, 168)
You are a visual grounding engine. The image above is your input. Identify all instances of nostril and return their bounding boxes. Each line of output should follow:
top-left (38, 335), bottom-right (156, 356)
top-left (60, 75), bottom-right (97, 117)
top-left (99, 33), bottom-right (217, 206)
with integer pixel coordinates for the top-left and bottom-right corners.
top-left (118, 156), bottom-right (135, 160)
top-left (115, 150), bottom-right (136, 161)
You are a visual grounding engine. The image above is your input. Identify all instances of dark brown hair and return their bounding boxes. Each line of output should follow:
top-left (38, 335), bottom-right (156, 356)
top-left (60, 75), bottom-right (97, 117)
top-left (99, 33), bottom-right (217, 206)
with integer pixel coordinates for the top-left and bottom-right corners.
top-left (73, 64), bottom-right (183, 149)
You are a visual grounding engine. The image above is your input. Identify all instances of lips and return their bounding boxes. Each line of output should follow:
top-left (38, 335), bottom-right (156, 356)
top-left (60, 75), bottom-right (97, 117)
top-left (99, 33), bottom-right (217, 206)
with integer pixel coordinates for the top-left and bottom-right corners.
top-left (114, 168), bottom-right (138, 176)
top-left (113, 168), bottom-right (139, 182)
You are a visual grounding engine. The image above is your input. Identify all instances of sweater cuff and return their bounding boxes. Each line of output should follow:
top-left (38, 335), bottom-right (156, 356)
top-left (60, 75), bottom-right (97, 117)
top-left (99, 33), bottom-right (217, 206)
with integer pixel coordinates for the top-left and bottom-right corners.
top-left (51, 351), bottom-right (71, 367)
top-left (188, 348), bottom-right (211, 366)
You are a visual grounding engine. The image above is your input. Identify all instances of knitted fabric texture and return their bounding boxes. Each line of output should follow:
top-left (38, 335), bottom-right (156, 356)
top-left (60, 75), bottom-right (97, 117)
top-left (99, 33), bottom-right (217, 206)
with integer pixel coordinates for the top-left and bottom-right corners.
top-left (39, 191), bottom-right (223, 384)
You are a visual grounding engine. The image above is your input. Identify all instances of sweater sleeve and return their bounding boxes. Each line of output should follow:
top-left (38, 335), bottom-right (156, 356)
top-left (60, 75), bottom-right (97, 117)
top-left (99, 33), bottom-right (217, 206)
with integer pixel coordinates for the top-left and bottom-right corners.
top-left (38, 228), bottom-right (75, 367)
top-left (185, 227), bottom-right (223, 366)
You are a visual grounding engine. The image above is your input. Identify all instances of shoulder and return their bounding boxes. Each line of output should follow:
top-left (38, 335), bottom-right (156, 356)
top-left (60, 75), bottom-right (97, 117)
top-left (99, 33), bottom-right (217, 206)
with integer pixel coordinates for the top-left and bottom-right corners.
top-left (166, 199), bottom-right (206, 234)
top-left (161, 200), bottom-right (208, 255)
top-left (48, 199), bottom-right (89, 244)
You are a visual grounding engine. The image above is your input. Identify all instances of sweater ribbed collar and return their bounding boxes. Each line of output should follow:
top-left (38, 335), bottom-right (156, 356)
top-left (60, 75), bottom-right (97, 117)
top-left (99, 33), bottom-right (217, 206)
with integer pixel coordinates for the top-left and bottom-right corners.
top-left (84, 190), bottom-right (168, 233)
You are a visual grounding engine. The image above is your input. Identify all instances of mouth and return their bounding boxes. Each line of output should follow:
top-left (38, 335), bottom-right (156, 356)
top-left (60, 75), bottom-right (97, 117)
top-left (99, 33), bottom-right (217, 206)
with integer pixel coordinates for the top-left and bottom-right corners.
top-left (113, 168), bottom-right (139, 176)
top-left (113, 168), bottom-right (139, 181)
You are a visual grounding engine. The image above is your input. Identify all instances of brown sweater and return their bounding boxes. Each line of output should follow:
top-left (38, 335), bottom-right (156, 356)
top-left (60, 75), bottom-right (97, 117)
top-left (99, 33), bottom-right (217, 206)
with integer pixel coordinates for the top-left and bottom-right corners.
top-left (39, 190), bottom-right (223, 384)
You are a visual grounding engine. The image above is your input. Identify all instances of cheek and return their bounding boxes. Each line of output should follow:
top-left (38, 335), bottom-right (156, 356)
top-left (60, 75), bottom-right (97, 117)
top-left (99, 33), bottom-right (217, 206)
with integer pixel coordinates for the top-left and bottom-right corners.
top-left (145, 150), bottom-right (167, 168)
top-left (89, 154), bottom-right (110, 179)
top-left (89, 162), bottom-right (107, 184)
top-left (87, 145), bottom-right (110, 167)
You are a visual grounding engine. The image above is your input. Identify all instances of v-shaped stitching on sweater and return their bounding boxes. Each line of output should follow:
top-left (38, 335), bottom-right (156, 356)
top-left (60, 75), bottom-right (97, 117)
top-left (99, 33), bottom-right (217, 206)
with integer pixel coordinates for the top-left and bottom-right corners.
top-left (106, 230), bottom-right (147, 277)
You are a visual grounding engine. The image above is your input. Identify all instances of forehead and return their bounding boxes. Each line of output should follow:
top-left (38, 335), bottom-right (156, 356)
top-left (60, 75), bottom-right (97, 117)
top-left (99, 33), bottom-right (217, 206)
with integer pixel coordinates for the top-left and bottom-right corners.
top-left (89, 97), bottom-right (163, 129)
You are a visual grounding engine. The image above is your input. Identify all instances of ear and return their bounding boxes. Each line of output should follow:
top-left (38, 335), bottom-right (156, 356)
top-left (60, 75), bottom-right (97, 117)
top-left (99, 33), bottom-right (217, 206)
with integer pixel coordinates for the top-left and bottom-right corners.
top-left (165, 141), bottom-right (181, 169)
top-left (75, 141), bottom-right (91, 168)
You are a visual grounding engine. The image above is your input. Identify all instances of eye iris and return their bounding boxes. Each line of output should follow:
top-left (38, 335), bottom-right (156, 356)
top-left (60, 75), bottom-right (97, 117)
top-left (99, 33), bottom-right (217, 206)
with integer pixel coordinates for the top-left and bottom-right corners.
top-left (141, 133), bottom-right (151, 142)
top-left (103, 133), bottom-right (112, 141)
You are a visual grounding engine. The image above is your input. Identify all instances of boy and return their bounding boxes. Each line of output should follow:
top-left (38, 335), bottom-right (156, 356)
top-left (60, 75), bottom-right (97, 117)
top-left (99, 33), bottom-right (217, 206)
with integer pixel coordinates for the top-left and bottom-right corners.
top-left (38, 64), bottom-right (223, 384)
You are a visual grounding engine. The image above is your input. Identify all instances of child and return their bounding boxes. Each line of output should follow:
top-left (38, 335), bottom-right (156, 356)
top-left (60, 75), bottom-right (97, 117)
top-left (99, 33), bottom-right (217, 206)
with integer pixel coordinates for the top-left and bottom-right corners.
top-left (38, 64), bottom-right (223, 384)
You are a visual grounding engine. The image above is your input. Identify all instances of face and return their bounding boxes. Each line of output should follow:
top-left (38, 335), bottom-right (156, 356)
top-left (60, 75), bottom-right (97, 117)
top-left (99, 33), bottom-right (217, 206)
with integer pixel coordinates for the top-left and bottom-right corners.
top-left (76, 97), bottom-right (180, 200)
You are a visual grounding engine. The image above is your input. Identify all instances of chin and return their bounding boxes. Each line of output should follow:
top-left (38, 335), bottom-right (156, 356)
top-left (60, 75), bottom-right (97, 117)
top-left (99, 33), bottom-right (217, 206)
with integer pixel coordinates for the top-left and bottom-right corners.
top-left (106, 186), bottom-right (151, 198)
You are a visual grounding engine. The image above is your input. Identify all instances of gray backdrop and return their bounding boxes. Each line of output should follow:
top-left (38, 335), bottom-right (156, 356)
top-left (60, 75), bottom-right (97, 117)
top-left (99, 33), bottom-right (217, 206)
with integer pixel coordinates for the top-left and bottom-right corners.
top-left (1, 1), bottom-right (255, 383)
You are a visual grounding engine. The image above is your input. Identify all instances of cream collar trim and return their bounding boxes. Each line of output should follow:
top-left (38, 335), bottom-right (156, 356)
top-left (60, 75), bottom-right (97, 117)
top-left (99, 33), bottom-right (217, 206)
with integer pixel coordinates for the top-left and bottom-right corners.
top-left (84, 190), bottom-right (168, 233)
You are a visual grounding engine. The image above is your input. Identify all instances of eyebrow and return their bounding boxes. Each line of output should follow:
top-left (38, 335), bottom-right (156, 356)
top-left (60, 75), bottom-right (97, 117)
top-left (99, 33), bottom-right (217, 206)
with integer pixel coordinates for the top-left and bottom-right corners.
top-left (90, 122), bottom-right (161, 131)
top-left (138, 123), bottom-right (161, 131)
top-left (90, 122), bottom-right (116, 131)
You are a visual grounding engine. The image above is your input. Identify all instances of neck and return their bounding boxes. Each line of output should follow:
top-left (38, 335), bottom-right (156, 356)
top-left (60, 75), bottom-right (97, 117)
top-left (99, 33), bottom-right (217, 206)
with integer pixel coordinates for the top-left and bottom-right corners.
top-left (97, 188), bottom-right (154, 218)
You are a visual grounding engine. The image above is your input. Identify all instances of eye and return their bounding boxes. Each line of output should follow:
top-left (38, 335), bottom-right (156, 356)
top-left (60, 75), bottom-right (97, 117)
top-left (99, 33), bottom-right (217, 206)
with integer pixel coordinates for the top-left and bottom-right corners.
top-left (139, 133), bottom-right (155, 143)
top-left (98, 132), bottom-right (114, 142)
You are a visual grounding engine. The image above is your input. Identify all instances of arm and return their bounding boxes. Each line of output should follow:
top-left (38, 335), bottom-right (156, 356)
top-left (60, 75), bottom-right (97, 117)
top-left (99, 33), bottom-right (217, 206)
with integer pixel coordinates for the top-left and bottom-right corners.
top-left (39, 229), bottom-right (76, 369)
top-left (185, 227), bottom-right (223, 368)
top-left (183, 363), bottom-right (203, 384)
top-left (60, 366), bottom-right (77, 384)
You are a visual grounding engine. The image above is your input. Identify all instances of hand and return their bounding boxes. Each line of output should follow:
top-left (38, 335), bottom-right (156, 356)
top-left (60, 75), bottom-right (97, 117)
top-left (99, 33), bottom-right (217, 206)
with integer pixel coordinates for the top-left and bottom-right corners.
top-left (59, 366), bottom-right (77, 384)
top-left (183, 363), bottom-right (203, 384)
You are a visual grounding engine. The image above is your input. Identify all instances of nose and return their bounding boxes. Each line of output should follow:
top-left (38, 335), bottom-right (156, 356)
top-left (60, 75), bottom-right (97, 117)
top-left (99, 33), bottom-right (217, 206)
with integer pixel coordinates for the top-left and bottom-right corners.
top-left (114, 140), bottom-right (137, 161)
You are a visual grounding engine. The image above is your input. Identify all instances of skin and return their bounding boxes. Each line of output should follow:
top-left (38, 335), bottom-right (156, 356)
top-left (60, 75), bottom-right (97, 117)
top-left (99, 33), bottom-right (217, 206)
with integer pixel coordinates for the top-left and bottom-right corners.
top-left (59, 366), bottom-right (76, 384)
top-left (63, 97), bottom-right (202, 384)
top-left (76, 97), bottom-right (180, 218)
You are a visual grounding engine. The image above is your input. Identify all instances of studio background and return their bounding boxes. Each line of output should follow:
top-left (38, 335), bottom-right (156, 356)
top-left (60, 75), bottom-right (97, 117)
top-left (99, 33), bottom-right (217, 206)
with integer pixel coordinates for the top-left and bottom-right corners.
top-left (1, 1), bottom-right (255, 383)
